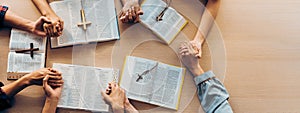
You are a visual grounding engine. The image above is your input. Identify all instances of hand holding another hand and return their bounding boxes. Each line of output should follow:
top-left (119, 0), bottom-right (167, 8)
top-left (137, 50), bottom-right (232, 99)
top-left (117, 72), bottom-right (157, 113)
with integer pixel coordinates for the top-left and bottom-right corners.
top-left (179, 42), bottom-right (204, 77)
top-left (120, 0), bottom-right (143, 23)
top-left (24, 68), bottom-right (62, 86)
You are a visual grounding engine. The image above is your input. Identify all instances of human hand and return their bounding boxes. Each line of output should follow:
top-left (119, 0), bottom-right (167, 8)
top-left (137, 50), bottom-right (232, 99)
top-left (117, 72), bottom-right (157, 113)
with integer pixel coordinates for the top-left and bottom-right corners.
top-left (179, 42), bottom-right (204, 76)
top-left (101, 82), bottom-right (134, 113)
top-left (43, 75), bottom-right (63, 100)
top-left (29, 16), bottom-right (51, 37)
top-left (191, 30), bottom-right (206, 58)
top-left (43, 15), bottom-right (64, 37)
top-left (120, 0), bottom-right (143, 23)
top-left (23, 68), bottom-right (62, 86)
top-left (190, 39), bottom-right (202, 58)
top-left (42, 75), bottom-right (63, 113)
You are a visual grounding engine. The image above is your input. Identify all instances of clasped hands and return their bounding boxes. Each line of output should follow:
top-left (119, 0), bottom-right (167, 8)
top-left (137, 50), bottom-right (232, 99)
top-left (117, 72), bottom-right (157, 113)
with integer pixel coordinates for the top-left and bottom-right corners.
top-left (24, 68), bottom-right (63, 99)
top-left (31, 16), bottom-right (63, 37)
top-left (120, 0), bottom-right (143, 23)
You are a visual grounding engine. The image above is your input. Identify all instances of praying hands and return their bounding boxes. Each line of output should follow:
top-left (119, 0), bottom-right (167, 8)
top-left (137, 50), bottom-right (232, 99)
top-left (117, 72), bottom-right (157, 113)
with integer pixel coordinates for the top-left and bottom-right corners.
top-left (120, 0), bottom-right (143, 23)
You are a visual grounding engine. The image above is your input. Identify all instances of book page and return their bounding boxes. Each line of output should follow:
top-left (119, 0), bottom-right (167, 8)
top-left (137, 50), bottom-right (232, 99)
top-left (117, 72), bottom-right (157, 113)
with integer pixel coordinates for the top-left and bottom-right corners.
top-left (121, 56), bottom-right (158, 102)
top-left (149, 63), bottom-right (185, 110)
top-left (53, 63), bottom-right (119, 112)
top-left (50, 0), bottom-right (119, 48)
top-left (140, 0), bottom-right (187, 44)
top-left (84, 0), bottom-right (119, 42)
top-left (9, 28), bottom-right (46, 52)
top-left (7, 52), bottom-right (45, 73)
top-left (120, 56), bottom-right (185, 110)
top-left (50, 0), bottom-right (86, 45)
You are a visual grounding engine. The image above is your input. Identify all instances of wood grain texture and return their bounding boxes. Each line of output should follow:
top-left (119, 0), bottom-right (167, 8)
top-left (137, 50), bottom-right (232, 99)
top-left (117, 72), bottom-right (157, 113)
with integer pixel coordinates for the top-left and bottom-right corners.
top-left (1, 0), bottom-right (300, 112)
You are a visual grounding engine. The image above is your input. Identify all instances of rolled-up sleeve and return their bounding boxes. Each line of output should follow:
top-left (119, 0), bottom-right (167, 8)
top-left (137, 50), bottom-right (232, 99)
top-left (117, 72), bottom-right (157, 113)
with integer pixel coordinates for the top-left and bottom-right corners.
top-left (194, 71), bottom-right (233, 113)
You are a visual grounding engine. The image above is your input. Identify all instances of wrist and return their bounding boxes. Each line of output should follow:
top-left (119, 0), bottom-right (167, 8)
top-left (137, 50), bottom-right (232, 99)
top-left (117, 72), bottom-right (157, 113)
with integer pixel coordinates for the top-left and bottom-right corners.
top-left (125, 101), bottom-right (138, 113)
top-left (24, 22), bottom-right (35, 33)
top-left (111, 103), bottom-right (124, 113)
top-left (42, 97), bottom-right (59, 113)
top-left (18, 74), bottom-right (32, 86)
top-left (191, 65), bottom-right (204, 77)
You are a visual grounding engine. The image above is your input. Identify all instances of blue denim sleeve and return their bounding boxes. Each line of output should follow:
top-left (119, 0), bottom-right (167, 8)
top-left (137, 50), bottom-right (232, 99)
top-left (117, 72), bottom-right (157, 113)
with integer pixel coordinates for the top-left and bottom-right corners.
top-left (194, 71), bottom-right (233, 113)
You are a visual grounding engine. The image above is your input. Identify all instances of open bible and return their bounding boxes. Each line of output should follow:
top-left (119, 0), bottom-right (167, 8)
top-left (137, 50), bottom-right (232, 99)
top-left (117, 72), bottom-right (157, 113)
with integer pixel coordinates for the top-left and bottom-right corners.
top-left (49, 0), bottom-right (120, 48)
top-left (7, 28), bottom-right (46, 80)
top-left (52, 63), bottom-right (119, 112)
top-left (120, 56), bottom-right (185, 110)
top-left (140, 0), bottom-right (188, 44)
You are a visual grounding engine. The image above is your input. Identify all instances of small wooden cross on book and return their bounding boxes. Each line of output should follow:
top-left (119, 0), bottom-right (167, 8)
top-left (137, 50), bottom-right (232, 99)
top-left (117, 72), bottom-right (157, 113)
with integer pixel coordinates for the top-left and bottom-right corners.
top-left (77, 0), bottom-right (91, 30)
top-left (15, 43), bottom-right (39, 59)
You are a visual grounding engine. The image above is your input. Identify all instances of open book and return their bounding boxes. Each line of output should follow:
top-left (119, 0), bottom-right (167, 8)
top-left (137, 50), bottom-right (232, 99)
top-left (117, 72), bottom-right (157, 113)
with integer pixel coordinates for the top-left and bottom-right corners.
top-left (7, 28), bottom-right (46, 80)
top-left (120, 56), bottom-right (185, 110)
top-left (49, 0), bottom-right (120, 48)
top-left (52, 63), bottom-right (119, 112)
top-left (140, 0), bottom-right (188, 44)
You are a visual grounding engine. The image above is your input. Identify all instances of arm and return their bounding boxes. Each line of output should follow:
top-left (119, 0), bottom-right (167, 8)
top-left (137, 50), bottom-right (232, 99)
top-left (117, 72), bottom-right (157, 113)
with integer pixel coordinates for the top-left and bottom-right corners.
top-left (32, 0), bottom-right (64, 36)
top-left (194, 71), bottom-right (233, 113)
top-left (2, 5), bottom-right (49, 36)
top-left (42, 75), bottom-right (64, 113)
top-left (179, 42), bottom-right (233, 113)
top-left (32, 0), bottom-right (57, 19)
top-left (101, 82), bottom-right (138, 113)
top-left (191, 0), bottom-right (221, 57)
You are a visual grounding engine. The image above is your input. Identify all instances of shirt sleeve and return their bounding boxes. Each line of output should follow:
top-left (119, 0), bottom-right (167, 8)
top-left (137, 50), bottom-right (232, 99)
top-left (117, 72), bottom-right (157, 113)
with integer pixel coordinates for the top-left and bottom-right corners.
top-left (194, 71), bottom-right (233, 113)
top-left (0, 5), bottom-right (9, 26)
top-left (0, 82), bottom-right (12, 110)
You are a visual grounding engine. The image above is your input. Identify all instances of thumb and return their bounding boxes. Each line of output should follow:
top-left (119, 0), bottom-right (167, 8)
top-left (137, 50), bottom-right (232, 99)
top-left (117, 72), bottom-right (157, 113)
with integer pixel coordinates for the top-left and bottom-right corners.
top-left (137, 9), bottom-right (143, 15)
top-left (43, 75), bottom-right (52, 95)
top-left (34, 30), bottom-right (47, 37)
top-left (40, 16), bottom-right (52, 24)
top-left (101, 91), bottom-right (112, 104)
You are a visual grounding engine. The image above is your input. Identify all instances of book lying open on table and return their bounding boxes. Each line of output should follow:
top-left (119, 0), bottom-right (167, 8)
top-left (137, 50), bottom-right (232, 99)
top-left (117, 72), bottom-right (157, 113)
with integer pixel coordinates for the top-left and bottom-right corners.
top-left (52, 63), bottom-right (119, 112)
top-left (49, 0), bottom-right (120, 48)
top-left (140, 0), bottom-right (188, 44)
top-left (120, 56), bottom-right (185, 110)
top-left (7, 28), bottom-right (46, 80)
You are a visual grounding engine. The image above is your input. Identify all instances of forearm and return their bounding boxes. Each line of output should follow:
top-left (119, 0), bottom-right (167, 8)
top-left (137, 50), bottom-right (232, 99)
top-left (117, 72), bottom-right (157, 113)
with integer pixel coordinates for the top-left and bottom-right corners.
top-left (3, 10), bottom-right (35, 33)
top-left (32, 0), bottom-right (57, 18)
top-left (42, 97), bottom-right (59, 113)
top-left (194, 71), bottom-right (233, 113)
top-left (194, 0), bottom-right (220, 43)
top-left (111, 102), bottom-right (138, 113)
top-left (1, 76), bottom-right (30, 98)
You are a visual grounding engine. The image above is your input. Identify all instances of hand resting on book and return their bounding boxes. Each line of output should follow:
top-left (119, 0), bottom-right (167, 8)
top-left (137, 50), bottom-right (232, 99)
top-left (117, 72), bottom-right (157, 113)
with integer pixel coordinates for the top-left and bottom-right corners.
top-left (120, 0), bottom-right (143, 23)
top-left (101, 82), bottom-right (138, 113)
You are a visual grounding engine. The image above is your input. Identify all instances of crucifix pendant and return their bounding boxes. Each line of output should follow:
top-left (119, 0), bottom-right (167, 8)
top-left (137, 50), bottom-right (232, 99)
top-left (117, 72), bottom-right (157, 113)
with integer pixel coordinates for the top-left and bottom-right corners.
top-left (77, 0), bottom-right (91, 30)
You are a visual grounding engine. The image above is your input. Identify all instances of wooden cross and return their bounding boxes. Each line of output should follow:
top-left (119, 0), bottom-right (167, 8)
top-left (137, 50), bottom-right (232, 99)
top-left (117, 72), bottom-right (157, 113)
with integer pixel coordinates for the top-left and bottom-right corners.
top-left (77, 0), bottom-right (91, 30)
top-left (15, 43), bottom-right (39, 59)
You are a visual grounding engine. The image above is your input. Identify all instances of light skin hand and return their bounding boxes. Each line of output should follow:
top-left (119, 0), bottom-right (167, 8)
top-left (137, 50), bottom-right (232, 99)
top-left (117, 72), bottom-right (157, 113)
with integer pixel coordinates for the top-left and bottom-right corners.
top-left (32, 0), bottom-right (64, 37)
top-left (42, 75), bottom-right (64, 113)
top-left (179, 42), bottom-right (204, 77)
top-left (190, 30), bottom-right (205, 58)
top-left (120, 0), bottom-right (143, 23)
top-left (29, 16), bottom-right (52, 37)
top-left (23, 68), bottom-right (62, 86)
top-left (101, 82), bottom-right (138, 113)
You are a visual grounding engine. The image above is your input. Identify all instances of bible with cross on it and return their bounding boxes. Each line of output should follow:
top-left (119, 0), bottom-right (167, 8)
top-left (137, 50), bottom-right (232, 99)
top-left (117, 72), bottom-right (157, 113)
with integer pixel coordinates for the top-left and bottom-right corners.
top-left (15, 43), bottom-right (39, 59)
top-left (77, 0), bottom-right (91, 30)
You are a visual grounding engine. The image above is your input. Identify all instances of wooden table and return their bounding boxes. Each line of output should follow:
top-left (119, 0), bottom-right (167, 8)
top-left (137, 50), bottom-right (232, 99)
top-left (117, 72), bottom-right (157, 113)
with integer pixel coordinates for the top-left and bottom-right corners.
top-left (0, 0), bottom-right (299, 112)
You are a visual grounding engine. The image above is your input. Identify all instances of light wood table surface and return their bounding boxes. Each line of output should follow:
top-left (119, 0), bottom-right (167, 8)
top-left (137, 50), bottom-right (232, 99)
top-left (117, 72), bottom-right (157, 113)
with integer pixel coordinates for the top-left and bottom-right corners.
top-left (0, 0), bottom-right (300, 113)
